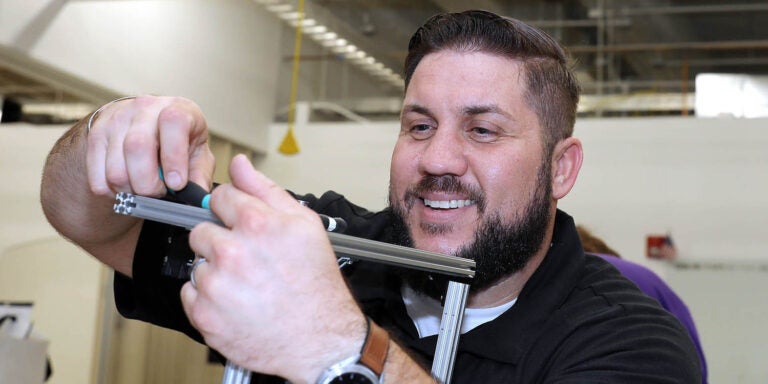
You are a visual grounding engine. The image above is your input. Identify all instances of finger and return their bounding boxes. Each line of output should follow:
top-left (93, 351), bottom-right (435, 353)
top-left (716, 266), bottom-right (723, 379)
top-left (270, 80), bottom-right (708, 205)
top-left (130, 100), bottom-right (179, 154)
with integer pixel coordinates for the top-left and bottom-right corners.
top-left (188, 221), bottom-right (233, 265)
top-left (158, 99), bottom-right (211, 191)
top-left (180, 282), bottom-right (201, 327)
top-left (207, 183), bottom-right (274, 235)
top-left (85, 121), bottom-right (111, 196)
top-left (123, 109), bottom-right (165, 197)
top-left (228, 154), bottom-right (303, 212)
top-left (103, 115), bottom-right (131, 193)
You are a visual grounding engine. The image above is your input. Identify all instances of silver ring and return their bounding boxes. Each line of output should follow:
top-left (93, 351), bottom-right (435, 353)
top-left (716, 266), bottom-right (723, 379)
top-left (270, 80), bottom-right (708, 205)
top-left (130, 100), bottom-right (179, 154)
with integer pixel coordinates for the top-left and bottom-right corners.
top-left (86, 96), bottom-right (137, 135)
top-left (189, 256), bottom-right (207, 289)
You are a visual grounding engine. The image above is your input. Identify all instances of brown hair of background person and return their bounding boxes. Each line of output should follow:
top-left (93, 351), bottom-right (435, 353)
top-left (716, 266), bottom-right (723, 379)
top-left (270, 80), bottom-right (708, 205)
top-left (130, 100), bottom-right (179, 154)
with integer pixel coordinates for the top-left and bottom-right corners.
top-left (576, 225), bottom-right (622, 257)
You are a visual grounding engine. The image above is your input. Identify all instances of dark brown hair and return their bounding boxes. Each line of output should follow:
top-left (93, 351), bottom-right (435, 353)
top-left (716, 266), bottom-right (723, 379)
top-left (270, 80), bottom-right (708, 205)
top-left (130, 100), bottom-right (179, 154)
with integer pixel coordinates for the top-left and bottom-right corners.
top-left (576, 225), bottom-right (622, 258)
top-left (404, 10), bottom-right (580, 156)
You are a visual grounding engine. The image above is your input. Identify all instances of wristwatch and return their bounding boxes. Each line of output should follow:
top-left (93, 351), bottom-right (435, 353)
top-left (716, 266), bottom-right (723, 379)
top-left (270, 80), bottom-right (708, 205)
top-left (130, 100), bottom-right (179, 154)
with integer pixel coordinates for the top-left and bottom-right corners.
top-left (316, 318), bottom-right (390, 384)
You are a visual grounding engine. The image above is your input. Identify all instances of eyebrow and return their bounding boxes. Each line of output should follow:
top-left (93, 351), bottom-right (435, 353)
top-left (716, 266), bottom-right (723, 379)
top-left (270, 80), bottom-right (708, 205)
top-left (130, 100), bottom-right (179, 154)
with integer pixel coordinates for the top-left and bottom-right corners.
top-left (402, 104), bottom-right (434, 119)
top-left (402, 103), bottom-right (511, 119)
top-left (462, 104), bottom-right (511, 118)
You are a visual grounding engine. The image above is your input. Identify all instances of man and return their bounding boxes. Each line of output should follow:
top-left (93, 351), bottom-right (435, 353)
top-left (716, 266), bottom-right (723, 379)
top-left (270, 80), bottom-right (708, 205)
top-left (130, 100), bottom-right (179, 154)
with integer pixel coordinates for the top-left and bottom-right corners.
top-left (40, 10), bottom-right (700, 383)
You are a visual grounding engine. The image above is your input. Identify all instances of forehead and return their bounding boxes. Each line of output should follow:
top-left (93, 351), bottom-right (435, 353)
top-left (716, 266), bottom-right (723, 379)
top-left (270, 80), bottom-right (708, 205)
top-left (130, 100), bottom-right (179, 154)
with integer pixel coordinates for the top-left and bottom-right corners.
top-left (404, 51), bottom-right (529, 112)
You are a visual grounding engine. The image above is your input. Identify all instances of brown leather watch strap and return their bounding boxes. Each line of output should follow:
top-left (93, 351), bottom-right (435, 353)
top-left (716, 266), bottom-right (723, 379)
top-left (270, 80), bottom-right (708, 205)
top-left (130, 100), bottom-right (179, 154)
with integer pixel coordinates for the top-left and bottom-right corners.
top-left (359, 317), bottom-right (390, 376)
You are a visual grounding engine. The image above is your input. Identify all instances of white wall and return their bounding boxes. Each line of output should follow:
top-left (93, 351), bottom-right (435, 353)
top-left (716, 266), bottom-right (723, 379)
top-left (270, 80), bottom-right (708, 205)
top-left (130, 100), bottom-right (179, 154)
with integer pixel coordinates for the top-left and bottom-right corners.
top-left (0, 125), bottom-right (105, 384)
top-left (255, 121), bottom-right (396, 209)
top-left (562, 116), bottom-right (768, 264)
top-left (257, 116), bottom-right (768, 384)
top-left (0, 0), bottom-right (282, 151)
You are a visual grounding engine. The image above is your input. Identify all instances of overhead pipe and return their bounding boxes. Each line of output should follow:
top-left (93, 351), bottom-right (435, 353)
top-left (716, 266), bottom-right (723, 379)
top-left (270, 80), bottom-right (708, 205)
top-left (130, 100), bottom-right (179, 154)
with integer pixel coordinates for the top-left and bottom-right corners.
top-left (613, 3), bottom-right (768, 16)
top-left (568, 40), bottom-right (768, 53)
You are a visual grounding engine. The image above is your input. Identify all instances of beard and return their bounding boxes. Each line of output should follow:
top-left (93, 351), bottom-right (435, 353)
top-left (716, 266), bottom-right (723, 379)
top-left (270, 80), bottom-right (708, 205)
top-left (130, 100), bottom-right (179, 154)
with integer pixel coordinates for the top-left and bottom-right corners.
top-left (388, 162), bottom-right (553, 301)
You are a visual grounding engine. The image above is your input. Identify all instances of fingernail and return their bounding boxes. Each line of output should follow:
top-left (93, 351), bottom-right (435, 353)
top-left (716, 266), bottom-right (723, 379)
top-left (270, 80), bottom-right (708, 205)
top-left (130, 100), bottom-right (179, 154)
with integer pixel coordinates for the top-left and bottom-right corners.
top-left (166, 171), bottom-right (183, 190)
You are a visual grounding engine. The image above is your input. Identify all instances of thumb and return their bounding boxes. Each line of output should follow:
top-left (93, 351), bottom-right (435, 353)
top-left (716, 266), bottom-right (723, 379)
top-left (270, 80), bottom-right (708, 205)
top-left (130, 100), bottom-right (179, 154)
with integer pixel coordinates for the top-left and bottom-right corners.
top-left (229, 155), bottom-right (300, 212)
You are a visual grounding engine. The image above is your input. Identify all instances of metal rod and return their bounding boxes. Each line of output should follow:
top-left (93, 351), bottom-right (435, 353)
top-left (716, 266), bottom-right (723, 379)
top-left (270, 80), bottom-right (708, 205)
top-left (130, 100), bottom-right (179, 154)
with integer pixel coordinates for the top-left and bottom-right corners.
top-left (615, 3), bottom-right (768, 16)
top-left (114, 193), bottom-right (475, 279)
top-left (222, 360), bottom-right (251, 384)
top-left (431, 281), bottom-right (469, 383)
top-left (114, 192), bottom-right (223, 229)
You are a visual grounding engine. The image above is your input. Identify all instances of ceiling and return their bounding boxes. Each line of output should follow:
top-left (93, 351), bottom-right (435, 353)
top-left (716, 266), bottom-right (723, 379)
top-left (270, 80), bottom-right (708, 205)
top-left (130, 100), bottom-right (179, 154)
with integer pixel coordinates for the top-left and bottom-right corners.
top-left (298, 0), bottom-right (768, 117)
top-left (312, 0), bottom-right (768, 91)
top-left (2, 0), bottom-right (768, 123)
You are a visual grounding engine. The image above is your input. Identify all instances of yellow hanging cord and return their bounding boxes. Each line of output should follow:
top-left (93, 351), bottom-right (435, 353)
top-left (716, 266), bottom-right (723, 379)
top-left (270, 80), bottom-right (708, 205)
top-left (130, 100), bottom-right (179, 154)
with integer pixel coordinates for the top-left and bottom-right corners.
top-left (278, 0), bottom-right (305, 155)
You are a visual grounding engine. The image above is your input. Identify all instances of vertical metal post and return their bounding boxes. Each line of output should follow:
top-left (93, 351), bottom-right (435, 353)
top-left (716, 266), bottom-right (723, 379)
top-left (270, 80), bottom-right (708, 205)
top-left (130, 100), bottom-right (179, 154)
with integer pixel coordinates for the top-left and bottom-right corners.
top-left (430, 281), bottom-right (470, 383)
top-left (221, 360), bottom-right (251, 384)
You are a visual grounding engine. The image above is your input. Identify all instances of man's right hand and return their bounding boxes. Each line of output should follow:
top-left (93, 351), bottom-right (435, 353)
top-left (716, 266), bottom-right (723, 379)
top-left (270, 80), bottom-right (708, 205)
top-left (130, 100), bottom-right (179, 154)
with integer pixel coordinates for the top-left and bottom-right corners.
top-left (41, 95), bottom-right (215, 276)
top-left (86, 95), bottom-right (215, 199)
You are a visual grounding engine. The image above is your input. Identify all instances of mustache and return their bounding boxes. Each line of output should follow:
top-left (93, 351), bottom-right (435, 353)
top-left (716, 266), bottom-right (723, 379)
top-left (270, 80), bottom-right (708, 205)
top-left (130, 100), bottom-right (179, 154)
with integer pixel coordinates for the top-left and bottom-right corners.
top-left (403, 175), bottom-right (486, 212)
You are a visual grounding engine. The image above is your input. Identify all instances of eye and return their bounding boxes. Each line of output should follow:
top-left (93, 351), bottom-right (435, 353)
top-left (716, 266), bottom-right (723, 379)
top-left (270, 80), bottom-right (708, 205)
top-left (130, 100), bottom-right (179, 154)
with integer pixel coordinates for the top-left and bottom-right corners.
top-left (468, 126), bottom-right (499, 143)
top-left (410, 124), bottom-right (435, 140)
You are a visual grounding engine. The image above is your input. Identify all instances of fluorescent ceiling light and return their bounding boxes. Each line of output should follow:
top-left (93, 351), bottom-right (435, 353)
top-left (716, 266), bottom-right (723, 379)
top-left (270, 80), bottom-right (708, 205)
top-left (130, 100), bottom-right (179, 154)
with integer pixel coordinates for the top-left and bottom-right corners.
top-left (303, 25), bottom-right (327, 34)
top-left (255, 0), bottom-right (403, 89)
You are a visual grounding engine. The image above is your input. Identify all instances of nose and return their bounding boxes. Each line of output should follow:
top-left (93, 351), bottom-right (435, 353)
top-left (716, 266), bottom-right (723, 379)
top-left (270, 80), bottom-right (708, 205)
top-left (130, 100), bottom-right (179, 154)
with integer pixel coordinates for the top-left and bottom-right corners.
top-left (418, 128), bottom-right (468, 177)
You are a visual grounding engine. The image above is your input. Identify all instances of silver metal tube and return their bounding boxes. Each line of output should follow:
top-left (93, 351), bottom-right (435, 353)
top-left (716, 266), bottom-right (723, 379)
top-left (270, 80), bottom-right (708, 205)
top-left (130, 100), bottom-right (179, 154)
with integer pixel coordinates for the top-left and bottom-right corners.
top-left (431, 281), bottom-right (469, 383)
top-left (114, 192), bottom-right (223, 229)
top-left (222, 360), bottom-right (251, 384)
top-left (114, 193), bottom-right (475, 279)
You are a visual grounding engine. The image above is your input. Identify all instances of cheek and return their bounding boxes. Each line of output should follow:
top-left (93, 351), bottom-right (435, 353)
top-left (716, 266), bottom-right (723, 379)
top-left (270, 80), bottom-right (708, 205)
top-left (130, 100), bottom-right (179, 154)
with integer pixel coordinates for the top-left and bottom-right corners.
top-left (476, 155), bottom-right (538, 210)
top-left (390, 142), bottom-right (417, 188)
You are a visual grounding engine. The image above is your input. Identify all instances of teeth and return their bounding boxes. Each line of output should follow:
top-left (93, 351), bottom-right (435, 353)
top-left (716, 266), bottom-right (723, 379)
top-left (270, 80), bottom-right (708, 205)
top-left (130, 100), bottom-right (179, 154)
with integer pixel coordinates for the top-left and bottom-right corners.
top-left (423, 199), bottom-right (475, 209)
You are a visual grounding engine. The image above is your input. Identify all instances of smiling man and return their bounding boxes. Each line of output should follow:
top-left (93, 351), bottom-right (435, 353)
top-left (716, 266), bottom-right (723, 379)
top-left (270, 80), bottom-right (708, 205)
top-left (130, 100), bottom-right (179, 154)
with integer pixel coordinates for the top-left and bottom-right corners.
top-left (390, 50), bottom-right (567, 305)
top-left (41, 10), bottom-right (701, 384)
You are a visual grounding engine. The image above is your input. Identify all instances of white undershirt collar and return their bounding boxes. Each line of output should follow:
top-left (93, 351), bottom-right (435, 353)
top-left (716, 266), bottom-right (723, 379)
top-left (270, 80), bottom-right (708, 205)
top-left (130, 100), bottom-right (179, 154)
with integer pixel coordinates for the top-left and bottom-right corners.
top-left (401, 284), bottom-right (517, 338)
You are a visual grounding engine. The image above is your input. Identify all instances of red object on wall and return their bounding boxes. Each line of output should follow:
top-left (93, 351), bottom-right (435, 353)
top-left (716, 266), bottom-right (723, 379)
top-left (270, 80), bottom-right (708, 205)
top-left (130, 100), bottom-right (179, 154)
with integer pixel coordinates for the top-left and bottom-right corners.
top-left (646, 234), bottom-right (677, 260)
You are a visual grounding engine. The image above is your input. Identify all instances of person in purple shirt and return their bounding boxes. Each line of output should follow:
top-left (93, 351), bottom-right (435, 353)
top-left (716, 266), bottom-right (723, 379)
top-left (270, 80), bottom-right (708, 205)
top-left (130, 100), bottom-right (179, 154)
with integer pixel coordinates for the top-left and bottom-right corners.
top-left (577, 225), bottom-right (708, 383)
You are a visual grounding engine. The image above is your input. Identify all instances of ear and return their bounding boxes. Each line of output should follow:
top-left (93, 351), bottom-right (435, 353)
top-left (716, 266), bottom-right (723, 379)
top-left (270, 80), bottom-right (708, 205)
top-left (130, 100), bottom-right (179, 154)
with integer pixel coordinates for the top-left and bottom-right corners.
top-left (550, 137), bottom-right (583, 200)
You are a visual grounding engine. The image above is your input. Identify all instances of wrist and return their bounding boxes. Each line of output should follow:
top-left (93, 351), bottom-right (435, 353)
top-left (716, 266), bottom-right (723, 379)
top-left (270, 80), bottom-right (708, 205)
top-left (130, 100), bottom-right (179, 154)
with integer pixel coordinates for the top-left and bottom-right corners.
top-left (294, 315), bottom-right (367, 384)
top-left (313, 317), bottom-right (390, 384)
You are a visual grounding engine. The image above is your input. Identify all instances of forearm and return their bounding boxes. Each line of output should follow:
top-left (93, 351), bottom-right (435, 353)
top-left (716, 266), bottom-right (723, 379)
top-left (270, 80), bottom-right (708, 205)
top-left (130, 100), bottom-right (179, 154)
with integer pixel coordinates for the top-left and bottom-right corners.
top-left (40, 116), bottom-right (141, 276)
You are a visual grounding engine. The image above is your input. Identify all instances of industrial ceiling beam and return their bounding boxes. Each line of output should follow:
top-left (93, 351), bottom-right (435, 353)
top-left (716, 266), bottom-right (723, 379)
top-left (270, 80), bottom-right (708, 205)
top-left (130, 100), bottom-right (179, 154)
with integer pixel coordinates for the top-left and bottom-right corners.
top-left (0, 44), bottom-right (119, 105)
top-left (611, 3), bottom-right (768, 16)
top-left (569, 40), bottom-right (768, 53)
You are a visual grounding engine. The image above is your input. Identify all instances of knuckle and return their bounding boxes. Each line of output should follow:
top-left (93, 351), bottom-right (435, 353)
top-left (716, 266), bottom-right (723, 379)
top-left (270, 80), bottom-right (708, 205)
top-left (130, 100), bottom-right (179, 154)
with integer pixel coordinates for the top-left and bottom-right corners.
top-left (123, 131), bottom-right (155, 155)
top-left (132, 94), bottom-right (159, 108)
top-left (212, 241), bottom-right (241, 261)
top-left (239, 209), bottom-right (266, 233)
top-left (105, 168), bottom-right (129, 190)
top-left (89, 183), bottom-right (113, 197)
top-left (158, 104), bottom-right (195, 129)
top-left (171, 96), bottom-right (201, 111)
top-left (188, 305), bottom-right (216, 334)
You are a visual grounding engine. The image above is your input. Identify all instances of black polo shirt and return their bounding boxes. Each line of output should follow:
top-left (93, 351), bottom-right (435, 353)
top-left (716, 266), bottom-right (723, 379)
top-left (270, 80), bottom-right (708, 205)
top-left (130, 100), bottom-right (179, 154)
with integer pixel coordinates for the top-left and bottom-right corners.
top-left (115, 191), bottom-right (701, 383)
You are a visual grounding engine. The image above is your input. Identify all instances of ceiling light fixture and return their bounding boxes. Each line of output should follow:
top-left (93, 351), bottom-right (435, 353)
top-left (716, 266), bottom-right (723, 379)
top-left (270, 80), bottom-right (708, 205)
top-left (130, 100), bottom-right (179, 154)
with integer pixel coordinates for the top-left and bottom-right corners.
top-left (253, 0), bottom-right (403, 89)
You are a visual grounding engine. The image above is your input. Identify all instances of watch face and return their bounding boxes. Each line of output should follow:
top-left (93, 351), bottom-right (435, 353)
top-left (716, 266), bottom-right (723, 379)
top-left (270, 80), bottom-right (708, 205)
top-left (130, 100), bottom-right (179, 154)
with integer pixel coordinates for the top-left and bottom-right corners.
top-left (328, 372), bottom-right (376, 383)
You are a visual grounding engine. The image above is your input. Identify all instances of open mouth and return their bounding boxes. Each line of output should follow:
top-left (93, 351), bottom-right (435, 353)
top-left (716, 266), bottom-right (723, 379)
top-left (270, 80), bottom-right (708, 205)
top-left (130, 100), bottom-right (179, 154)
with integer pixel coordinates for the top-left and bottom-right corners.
top-left (422, 198), bottom-right (476, 209)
